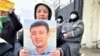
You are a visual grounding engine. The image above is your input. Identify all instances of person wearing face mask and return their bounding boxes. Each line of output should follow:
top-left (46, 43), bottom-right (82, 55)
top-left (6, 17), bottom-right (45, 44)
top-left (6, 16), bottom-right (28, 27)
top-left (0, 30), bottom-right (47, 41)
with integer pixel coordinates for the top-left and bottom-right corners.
top-left (52, 16), bottom-right (71, 56)
top-left (59, 11), bottom-right (84, 56)
top-left (56, 16), bottom-right (64, 47)
top-left (0, 8), bottom-right (22, 47)
top-left (0, 7), bottom-right (22, 56)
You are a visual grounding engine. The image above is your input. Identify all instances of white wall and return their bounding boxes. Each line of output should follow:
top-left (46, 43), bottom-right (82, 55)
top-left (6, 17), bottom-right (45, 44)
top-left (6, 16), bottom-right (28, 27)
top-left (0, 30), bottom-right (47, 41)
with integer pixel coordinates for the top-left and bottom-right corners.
top-left (81, 0), bottom-right (100, 48)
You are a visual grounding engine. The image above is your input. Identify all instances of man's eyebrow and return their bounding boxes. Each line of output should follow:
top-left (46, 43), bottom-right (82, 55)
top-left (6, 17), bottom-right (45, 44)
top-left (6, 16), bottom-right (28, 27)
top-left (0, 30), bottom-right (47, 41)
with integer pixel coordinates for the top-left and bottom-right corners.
top-left (39, 30), bottom-right (44, 32)
top-left (31, 31), bottom-right (36, 33)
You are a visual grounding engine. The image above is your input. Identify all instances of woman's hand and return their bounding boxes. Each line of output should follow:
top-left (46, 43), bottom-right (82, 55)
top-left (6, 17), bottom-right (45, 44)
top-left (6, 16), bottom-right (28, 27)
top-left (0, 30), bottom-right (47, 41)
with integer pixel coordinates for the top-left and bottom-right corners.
top-left (50, 49), bottom-right (60, 56)
top-left (19, 49), bottom-right (29, 56)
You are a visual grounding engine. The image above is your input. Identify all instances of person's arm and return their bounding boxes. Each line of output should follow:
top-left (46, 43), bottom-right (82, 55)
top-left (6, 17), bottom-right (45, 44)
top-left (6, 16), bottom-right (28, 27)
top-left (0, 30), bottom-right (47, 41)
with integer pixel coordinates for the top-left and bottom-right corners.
top-left (18, 49), bottom-right (29, 56)
top-left (9, 12), bottom-right (22, 31)
top-left (50, 45), bottom-right (71, 56)
top-left (64, 21), bottom-right (84, 38)
top-left (0, 38), bottom-right (13, 56)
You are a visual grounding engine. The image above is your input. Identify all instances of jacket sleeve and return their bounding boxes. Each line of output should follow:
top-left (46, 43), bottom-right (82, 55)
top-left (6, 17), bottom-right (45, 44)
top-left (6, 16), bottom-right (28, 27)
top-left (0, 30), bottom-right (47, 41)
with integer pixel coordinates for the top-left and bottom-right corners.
top-left (9, 12), bottom-right (22, 32)
top-left (67, 21), bottom-right (84, 38)
top-left (0, 43), bottom-right (13, 56)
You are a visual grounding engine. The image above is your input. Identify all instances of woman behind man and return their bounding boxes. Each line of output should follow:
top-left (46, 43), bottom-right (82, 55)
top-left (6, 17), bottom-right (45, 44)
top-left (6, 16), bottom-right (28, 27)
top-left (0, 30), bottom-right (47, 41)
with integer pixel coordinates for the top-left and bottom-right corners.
top-left (19, 3), bottom-right (53, 56)
top-left (17, 3), bottom-right (72, 56)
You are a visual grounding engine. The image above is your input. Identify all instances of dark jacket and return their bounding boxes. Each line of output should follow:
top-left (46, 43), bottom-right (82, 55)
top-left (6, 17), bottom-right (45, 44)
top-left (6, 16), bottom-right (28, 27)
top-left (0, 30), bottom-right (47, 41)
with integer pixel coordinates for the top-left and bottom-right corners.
top-left (0, 43), bottom-right (13, 56)
top-left (0, 12), bottom-right (22, 46)
top-left (17, 30), bottom-right (23, 46)
top-left (14, 41), bottom-right (22, 56)
top-left (14, 30), bottom-right (23, 56)
top-left (57, 25), bottom-right (71, 56)
top-left (57, 26), bottom-right (66, 47)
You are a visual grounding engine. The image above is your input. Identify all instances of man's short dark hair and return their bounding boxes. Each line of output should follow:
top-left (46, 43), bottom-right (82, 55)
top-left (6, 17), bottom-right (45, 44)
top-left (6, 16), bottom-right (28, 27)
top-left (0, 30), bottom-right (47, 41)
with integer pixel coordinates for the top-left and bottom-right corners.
top-left (30, 21), bottom-right (49, 32)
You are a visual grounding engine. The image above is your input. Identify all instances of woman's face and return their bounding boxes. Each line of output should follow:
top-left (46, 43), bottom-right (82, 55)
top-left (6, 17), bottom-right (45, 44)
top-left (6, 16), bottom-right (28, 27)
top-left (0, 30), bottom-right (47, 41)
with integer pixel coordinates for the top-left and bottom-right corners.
top-left (36, 5), bottom-right (49, 20)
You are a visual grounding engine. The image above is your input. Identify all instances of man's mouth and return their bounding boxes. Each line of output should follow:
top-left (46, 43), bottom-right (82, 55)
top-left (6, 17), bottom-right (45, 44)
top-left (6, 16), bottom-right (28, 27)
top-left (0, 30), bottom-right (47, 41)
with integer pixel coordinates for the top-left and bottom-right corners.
top-left (36, 40), bottom-right (41, 43)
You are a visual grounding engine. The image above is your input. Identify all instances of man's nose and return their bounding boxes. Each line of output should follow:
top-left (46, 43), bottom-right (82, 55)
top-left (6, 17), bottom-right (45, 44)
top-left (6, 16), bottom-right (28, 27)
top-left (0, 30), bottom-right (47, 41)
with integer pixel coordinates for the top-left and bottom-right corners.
top-left (35, 34), bottom-right (40, 38)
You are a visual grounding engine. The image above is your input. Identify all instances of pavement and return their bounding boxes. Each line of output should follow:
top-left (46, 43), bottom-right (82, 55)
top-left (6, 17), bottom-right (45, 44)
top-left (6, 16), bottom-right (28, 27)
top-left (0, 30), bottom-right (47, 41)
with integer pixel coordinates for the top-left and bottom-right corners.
top-left (80, 48), bottom-right (100, 56)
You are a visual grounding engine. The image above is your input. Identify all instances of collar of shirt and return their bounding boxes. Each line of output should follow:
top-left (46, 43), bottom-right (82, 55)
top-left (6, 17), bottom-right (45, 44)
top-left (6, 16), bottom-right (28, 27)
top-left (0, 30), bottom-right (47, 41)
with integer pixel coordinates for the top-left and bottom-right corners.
top-left (31, 46), bottom-right (55, 55)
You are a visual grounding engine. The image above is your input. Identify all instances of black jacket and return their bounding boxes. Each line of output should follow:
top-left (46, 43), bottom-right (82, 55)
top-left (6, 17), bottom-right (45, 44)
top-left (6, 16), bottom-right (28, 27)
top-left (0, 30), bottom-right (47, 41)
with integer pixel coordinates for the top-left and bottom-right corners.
top-left (0, 12), bottom-right (22, 46)
top-left (13, 30), bottom-right (23, 56)
top-left (57, 26), bottom-right (66, 47)
top-left (0, 43), bottom-right (13, 56)
top-left (17, 30), bottom-right (23, 46)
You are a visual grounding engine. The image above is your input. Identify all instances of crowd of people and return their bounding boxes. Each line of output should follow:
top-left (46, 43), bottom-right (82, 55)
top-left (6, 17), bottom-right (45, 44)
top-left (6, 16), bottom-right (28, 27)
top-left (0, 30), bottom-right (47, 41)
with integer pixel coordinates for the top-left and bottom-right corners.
top-left (0, 1), bottom-right (84, 56)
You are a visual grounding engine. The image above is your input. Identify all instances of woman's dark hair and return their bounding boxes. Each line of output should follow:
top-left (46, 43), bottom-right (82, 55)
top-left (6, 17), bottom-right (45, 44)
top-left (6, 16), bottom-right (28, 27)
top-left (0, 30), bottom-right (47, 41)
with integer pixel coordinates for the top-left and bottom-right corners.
top-left (34, 3), bottom-right (52, 20)
top-left (69, 11), bottom-right (79, 22)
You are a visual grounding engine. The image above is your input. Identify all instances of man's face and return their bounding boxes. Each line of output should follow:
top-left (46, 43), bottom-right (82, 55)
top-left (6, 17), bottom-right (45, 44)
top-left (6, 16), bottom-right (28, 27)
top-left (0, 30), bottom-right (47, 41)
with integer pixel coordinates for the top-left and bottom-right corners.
top-left (30, 26), bottom-right (50, 48)
top-left (36, 5), bottom-right (49, 20)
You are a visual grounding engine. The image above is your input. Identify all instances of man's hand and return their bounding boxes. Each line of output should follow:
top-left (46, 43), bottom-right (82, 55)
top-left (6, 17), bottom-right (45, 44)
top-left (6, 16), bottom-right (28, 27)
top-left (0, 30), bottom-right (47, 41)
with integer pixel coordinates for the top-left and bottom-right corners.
top-left (50, 49), bottom-right (60, 56)
top-left (63, 33), bottom-right (68, 39)
top-left (19, 49), bottom-right (29, 56)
